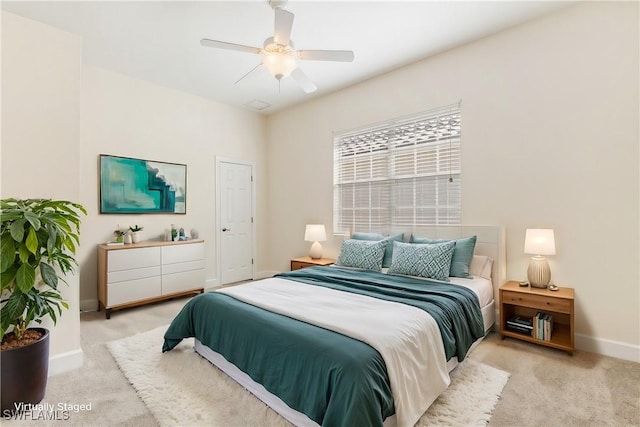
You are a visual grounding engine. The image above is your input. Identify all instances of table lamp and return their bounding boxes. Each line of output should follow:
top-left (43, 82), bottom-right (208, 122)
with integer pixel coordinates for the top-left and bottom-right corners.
top-left (305, 224), bottom-right (326, 259)
top-left (524, 228), bottom-right (556, 288)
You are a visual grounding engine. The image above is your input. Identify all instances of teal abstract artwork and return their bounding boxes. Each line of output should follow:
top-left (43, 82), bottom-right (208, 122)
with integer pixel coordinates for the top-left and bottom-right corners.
top-left (100, 155), bottom-right (186, 214)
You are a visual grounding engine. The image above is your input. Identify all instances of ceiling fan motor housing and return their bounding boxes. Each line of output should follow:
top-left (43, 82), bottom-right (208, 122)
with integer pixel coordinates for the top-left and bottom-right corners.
top-left (269, 0), bottom-right (288, 10)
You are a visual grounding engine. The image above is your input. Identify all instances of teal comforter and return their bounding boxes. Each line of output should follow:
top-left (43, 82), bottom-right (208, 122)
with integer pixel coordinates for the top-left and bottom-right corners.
top-left (278, 267), bottom-right (484, 361)
top-left (163, 266), bottom-right (484, 427)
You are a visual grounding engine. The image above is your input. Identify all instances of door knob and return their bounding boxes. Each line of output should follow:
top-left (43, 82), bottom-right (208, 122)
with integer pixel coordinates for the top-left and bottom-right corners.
top-left (222, 228), bottom-right (231, 232)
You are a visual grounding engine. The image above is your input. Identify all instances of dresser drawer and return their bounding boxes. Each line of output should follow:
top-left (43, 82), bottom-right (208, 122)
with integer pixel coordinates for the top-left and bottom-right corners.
top-left (108, 266), bottom-right (161, 284)
top-left (108, 247), bottom-right (160, 272)
top-left (162, 269), bottom-right (204, 295)
top-left (107, 276), bottom-right (161, 306)
top-left (162, 242), bottom-right (204, 264)
top-left (502, 290), bottom-right (571, 313)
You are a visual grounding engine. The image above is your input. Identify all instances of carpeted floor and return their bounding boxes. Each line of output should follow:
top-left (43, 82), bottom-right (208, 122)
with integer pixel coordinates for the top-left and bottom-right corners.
top-left (106, 325), bottom-right (509, 426)
top-left (3, 296), bottom-right (639, 426)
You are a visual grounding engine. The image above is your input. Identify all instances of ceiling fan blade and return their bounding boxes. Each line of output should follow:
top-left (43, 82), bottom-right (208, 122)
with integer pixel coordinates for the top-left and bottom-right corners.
top-left (235, 62), bottom-right (264, 85)
top-left (200, 39), bottom-right (261, 54)
top-left (291, 67), bottom-right (317, 93)
top-left (274, 8), bottom-right (294, 46)
top-left (297, 50), bottom-right (355, 62)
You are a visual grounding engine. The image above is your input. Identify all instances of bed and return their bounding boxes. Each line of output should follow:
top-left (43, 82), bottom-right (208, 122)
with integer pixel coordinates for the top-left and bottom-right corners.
top-left (163, 225), bottom-right (505, 427)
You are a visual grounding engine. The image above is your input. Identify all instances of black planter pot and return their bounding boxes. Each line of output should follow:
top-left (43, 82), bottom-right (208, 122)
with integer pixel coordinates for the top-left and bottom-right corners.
top-left (1, 328), bottom-right (50, 412)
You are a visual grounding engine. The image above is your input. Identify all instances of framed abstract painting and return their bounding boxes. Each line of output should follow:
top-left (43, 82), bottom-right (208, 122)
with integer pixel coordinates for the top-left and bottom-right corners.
top-left (100, 154), bottom-right (187, 214)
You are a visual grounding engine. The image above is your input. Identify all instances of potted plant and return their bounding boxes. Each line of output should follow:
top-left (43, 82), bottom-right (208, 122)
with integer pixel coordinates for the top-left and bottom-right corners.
top-left (113, 228), bottom-right (127, 243)
top-left (129, 225), bottom-right (144, 243)
top-left (0, 198), bottom-right (86, 412)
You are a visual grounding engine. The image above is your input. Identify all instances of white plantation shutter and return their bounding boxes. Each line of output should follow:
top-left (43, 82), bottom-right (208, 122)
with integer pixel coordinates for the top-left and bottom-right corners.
top-left (333, 104), bottom-right (461, 234)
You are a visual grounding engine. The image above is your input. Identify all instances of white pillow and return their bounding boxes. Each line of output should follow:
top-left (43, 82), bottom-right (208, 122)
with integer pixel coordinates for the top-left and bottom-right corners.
top-left (469, 255), bottom-right (493, 280)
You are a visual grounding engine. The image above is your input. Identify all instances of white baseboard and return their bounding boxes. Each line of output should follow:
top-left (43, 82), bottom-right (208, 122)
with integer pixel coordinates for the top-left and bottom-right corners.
top-left (48, 348), bottom-right (83, 377)
top-left (575, 333), bottom-right (639, 363)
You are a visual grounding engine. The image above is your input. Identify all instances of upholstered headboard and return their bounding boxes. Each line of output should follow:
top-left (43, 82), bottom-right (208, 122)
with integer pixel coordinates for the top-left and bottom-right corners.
top-left (391, 225), bottom-right (506, 304)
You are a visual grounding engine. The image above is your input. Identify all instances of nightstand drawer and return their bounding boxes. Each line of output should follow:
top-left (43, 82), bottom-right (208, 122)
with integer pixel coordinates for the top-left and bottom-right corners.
top-left (502, 291), bottom-right (571, 313)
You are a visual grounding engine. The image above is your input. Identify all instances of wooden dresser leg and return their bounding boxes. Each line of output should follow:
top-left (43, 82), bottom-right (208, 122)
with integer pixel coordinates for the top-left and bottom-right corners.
top-left (106, 309), bottom-right (112, 320)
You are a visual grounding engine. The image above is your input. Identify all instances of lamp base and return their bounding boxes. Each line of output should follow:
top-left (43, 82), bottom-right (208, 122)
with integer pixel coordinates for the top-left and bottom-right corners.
top-left (309, 241), bottom-right (323, 259)
top-left (527, 255), bottom-right (551, 288)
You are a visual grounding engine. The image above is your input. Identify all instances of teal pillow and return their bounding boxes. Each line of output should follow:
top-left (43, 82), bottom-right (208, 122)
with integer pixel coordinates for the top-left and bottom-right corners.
top-left (409, 235), bottom-right (477, 278)
top-left (351, 232), bottom-right (384, 240)
top-left (335, 239), bottom-right (387, 272)
top-left (388, 241), bottom-right (456, 281)
top-left (351, 232), bottom-right (404, 268)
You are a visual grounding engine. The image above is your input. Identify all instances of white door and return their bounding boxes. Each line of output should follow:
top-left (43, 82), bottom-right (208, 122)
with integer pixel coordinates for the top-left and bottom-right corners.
top-left (217, 159), bottom-right (254, 285)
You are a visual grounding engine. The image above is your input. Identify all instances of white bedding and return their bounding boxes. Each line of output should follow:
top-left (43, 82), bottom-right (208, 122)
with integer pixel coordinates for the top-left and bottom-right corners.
top-left (449, 276), bottom-right (493, 308)
top-left (218, 278), bottom-right (450, 427)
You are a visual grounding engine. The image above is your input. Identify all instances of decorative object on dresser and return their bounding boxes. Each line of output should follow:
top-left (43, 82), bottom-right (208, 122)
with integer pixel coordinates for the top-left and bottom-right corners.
top-left (290, 256), bottom-right (334, 271)
top-left (114, 226), bottom-right (127, 243)
top-left (304, 224), bottom-right (327, 259)
top-left (499, 280), bottom-right (574, 355)
top-left (99, 154), bottom-right (187, 214)
top-left (97, 240), bottom-right (205, 319)
top-left (524, 228), bottom-right (556, 288)
top-left (129, 225), bottom-right (144, 243)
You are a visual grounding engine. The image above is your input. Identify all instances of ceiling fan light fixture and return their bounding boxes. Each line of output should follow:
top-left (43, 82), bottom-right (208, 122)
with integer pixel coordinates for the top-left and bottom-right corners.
top-left (262, 52), bottom-right (298, 80)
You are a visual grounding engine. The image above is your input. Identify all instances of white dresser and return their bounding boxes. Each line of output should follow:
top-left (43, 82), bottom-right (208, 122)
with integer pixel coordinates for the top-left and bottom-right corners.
top-left (97, 240), bottom-right (205, 319)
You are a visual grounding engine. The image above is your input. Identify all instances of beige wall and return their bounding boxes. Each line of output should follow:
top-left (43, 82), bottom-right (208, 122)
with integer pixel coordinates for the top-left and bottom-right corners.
top-left (78, 66), bottom-right (268, 308)
top-left (1, 11), bottom-right (269, 370)
top-left (1, 12), bottom-right (83, 370)
top-left (266, 2), bottom-right (639, 359)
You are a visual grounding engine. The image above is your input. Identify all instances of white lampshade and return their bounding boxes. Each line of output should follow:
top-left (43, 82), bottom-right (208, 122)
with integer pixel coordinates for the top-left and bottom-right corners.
top-left (524, 229), bottom-right (556, 255)
top-left (304, 224), bottom-right (327, 242)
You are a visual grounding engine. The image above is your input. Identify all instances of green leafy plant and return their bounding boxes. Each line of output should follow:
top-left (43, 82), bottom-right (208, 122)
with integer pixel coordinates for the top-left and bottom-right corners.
top-left (129, 225), bottom-right (143, 232)
top-left (113, 228), bottom-right (126, 242)
top-left (0, 199), bottom-right (86, 341)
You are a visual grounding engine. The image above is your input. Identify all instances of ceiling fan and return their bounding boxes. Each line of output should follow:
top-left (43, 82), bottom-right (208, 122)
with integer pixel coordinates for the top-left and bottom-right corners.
top-left (200, 0), bottom-right (355, 93)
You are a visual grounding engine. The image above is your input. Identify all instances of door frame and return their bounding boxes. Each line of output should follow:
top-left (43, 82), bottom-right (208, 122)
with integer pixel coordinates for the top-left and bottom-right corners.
top-left (215, 156), bottom-right (256, 286)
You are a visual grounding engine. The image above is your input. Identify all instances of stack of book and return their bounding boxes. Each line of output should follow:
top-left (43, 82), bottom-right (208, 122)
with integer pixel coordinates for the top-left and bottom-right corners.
top-left (533, 312), bottom-right (553, 341)
top-left (506, 316), bottom-right (533, 336)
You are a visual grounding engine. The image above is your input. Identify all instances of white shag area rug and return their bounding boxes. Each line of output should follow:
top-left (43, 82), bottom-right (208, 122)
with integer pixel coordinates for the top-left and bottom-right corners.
top-left (107, 325), bottom-right (510, 427)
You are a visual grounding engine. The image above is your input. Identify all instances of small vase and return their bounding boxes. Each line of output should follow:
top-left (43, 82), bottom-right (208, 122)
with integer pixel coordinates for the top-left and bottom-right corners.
top-left (131, 231), bottom-right (142, 243)
top-left (123, 233), bottom-right (133, 244)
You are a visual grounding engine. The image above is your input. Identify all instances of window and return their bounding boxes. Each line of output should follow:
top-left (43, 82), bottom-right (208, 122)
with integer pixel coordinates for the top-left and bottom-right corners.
top-left (333, 104), bottom-right (461, 235)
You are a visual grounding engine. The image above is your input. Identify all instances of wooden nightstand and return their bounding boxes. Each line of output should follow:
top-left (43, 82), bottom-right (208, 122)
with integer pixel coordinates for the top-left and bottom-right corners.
top-left (290, 256), bottom-right (335, 271)
top-left (499, 281), bottom-right (575, 355)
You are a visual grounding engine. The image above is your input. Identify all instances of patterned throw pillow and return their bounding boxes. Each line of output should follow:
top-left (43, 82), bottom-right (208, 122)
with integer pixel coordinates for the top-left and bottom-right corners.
top-left (388, 241), bottom-right (456, 281)
top-left (335, 239), bottom-right (387, 272)
top-left (410, 235), bottom-right (477, 278)
top-left (351, 232), bottom-right (404, 268)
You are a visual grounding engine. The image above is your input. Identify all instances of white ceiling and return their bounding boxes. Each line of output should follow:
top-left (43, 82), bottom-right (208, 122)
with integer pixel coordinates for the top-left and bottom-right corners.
top-left (2, 1), bottom-right (571, 114)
